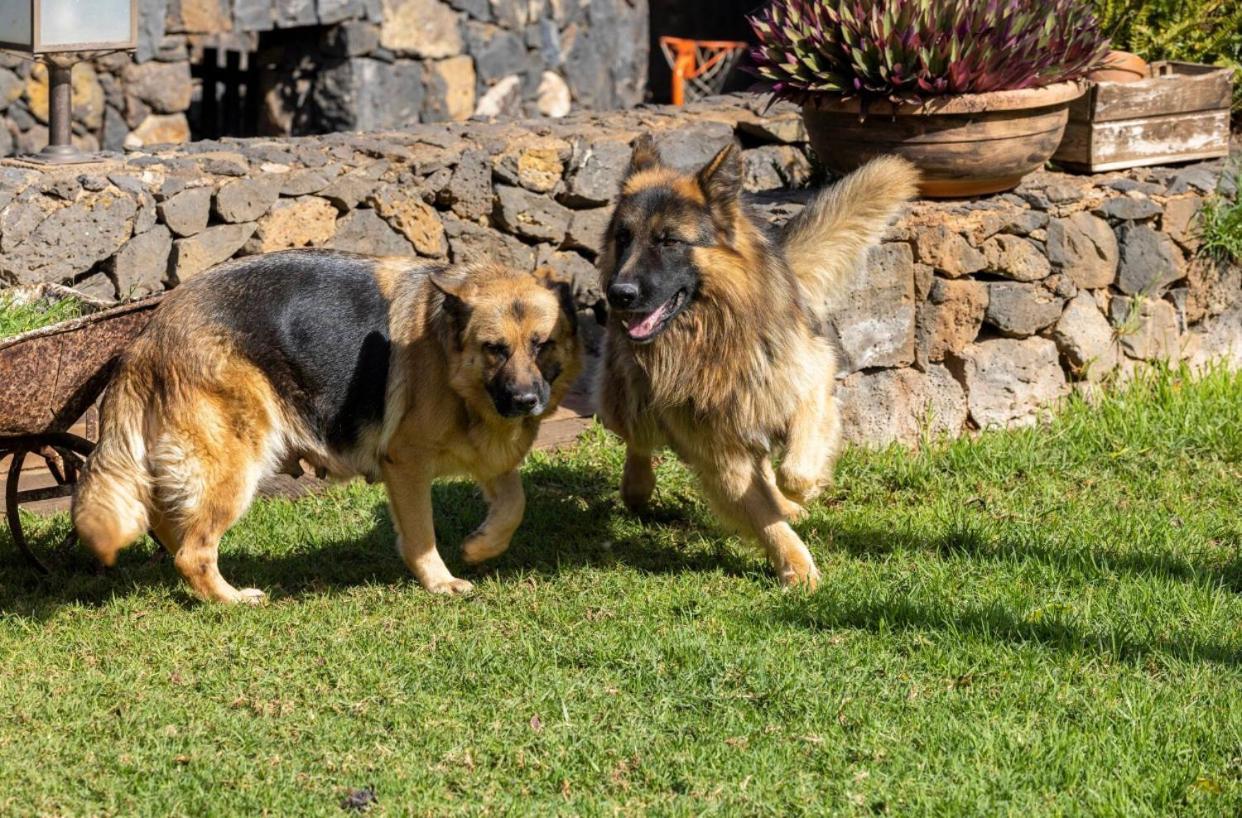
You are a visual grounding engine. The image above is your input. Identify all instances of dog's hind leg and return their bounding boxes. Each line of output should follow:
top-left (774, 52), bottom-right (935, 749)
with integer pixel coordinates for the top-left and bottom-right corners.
top-left (149, 511), bottom-right (179, 556)
top-left (149, 387), bottom-right (275, 604)
top-left (157, 461), bottom-right (267, 604)
top-left (461, 469), bottom-right (525, 565)
top-left (169, 513), bottom-right (264, 605)
top-left (777, 385), bottom-right (843, 510)
top-left (699, 454), bottom-right (820, 589)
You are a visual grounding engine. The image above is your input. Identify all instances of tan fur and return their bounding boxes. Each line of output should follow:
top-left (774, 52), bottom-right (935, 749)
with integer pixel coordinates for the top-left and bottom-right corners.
top-left (378, 263), bottom-right (582, 591)
top-left (781, 155), bottom-right (920, 323)
top-left (598, 142), bottom-right (918, 587)
top-left (73, 254), bottom-right (581, 603)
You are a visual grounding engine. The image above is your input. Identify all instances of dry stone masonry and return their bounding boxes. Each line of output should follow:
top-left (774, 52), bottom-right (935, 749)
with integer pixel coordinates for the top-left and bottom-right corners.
top-left (0, 0), bottom-right (648, 155)
top-left (0, 94), bottom-right (1238, 447)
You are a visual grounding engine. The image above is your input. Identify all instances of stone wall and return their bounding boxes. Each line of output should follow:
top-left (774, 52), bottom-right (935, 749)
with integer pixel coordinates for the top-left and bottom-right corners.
top-left (0, 0), bottom-right (648, 156)
top-left (0, 94), bottom-right (1238, 445)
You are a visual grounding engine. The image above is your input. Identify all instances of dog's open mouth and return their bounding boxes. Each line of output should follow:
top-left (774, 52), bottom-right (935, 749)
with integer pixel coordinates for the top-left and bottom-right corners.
top-left (621, 290), bottom-right (688, 342)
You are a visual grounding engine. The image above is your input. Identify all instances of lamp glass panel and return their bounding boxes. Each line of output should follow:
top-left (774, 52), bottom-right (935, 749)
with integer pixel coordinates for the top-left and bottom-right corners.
top-left (39, 0), bottom-right (132, 47)
top-left (0, 1), bottom-right (33, 47)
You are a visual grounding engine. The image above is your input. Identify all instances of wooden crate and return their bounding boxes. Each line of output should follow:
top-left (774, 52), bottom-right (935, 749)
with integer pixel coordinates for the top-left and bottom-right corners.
top-left (1053, 62), bottom-right (1233, 173)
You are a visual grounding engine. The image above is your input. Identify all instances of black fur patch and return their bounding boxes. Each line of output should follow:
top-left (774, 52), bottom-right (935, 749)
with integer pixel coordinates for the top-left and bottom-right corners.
top-left (194, 250), bottom-right (392, 452)
top-left (537, 354), bottom-right (562, 385)
top-left (435, 291), bottom-right (471, 349)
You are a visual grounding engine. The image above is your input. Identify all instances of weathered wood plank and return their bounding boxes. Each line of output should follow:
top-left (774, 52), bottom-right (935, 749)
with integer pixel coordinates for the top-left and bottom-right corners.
top-left (1068, 62), bottom-right (1233, 124)
top-left (1056, 61), bottom-right (1233, 172)
top-left (1054, 110), bottom-right (1230, 172)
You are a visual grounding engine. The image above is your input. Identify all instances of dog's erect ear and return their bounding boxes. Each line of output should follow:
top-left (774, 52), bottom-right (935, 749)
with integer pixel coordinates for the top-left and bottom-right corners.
top-left (697, 141), bottom-right (743, 206)
top-left (533, 266), bottom-right (578, 331)
top-left (430, 268), bottom-right (475, 324)
top-left (429, 267), bottom-right (474, 299)
top-left (626, 134), bottom-right (662, 176)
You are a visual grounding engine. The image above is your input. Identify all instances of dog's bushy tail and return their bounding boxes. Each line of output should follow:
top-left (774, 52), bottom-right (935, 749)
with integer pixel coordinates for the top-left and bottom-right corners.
top-left (780, 156), bottom-right (919, 322)
top-left (72, 367), bottom-right (154, 566)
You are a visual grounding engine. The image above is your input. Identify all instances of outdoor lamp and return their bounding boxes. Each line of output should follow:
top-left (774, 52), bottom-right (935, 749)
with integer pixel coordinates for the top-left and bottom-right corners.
top-left (0, 0), bottom-right (137, 164)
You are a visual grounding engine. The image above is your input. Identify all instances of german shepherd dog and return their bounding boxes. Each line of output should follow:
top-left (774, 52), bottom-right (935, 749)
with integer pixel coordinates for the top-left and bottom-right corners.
top-left (72, 249), bottom-right (582, 602)
top-left (597, 137), bottom-right (917, 588)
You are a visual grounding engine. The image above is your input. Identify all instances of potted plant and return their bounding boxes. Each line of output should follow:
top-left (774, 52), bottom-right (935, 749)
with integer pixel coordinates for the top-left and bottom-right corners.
top-left (748, 0), bottom-right (1110, 197)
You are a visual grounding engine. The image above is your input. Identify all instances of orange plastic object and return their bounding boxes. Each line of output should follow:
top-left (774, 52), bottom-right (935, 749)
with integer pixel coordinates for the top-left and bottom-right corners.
top-left (659, 36), bottom-right (749, 106)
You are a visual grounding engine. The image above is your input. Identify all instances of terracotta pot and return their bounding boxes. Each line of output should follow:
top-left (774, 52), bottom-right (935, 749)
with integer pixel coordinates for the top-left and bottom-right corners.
top-left (1088, 50), bottom-right (1150, 83)
top-left (801, 82), bottom-right (1087, 198)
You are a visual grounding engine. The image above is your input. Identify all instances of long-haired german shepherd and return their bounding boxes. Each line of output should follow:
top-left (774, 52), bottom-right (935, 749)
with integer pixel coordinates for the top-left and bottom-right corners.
top-left (597, 137), bottom-right (917, 588)
top-left (72, 249), bottom-right (581, 602)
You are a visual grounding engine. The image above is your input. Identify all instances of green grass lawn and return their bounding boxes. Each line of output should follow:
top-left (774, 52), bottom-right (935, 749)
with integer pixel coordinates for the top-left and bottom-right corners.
top-left (2, 367), bottom-right (1240, 816)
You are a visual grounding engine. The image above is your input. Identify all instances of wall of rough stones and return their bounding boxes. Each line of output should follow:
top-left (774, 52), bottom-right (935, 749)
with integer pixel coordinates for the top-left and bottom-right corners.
top-left (0, 0), bottom-right (648, 156)
top-left (0, 94), bottom-right (1238, 444)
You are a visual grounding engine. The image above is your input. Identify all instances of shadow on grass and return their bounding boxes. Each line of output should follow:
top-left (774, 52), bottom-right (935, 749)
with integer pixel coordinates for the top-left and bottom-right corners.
top-left (774, 517), bottom-right (1242, 667)
top-left (0, 459), bottom-right (758, 618)
top-left (3, 458), bottom-right (1240, 668)
top-left (768, 582), bottom-right (1242, 668)
top-left (822, 515), bottom-right (1242, 596)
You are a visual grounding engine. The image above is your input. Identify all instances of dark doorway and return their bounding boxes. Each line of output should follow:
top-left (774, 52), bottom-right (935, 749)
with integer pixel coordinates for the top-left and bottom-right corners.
top-left (192, 46), bottom-right (262, 139)
top-left (190, 27), bottom-right (326, 140)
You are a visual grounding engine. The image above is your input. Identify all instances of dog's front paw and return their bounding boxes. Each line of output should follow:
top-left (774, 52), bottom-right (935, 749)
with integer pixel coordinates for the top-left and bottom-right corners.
top-left (621, 455), bottom-right (656, 513)
top-left (461, 531), bottom-right (509, 565)
top-left (621, 486), bottom-right (652, 514)
top-left (425, 577), bottom-right (475, 595)
top-left (777, 553), bottom-right (821, 591)
top-left (235, 588), bottom-right (268, 605)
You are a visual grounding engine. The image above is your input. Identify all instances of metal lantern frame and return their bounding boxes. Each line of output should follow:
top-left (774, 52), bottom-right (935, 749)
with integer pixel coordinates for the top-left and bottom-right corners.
top-left (0, 0), bottom-right (137, 53)
top-left (0, 0), bottom-right (138, 164)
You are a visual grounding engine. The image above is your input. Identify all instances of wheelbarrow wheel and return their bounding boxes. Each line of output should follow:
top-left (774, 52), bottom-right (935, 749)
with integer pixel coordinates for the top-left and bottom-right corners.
top-left (5, 448), bottom-right (42, 573)
top-left (4, 432), bottom-right (95, 574)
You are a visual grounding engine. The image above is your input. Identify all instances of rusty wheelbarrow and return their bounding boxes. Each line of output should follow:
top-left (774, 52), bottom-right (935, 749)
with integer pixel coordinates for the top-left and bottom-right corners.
top-left (0, 294), bottom-right (164, 573)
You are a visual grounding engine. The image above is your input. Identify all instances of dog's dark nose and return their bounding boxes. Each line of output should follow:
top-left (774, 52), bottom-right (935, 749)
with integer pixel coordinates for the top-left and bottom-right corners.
top-left (511, 392), bottom-right (540, 413)
top-left (608, 281), bottom-right (640, 309)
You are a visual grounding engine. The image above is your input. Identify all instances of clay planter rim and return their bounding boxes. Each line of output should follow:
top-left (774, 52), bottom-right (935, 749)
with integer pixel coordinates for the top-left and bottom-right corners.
top-left (801, 80), bottom-right (1087, 117)
top-left (800, 81), bottom-right (1087, 198)
top-left (1087, 50), bottom-right (1151, 84)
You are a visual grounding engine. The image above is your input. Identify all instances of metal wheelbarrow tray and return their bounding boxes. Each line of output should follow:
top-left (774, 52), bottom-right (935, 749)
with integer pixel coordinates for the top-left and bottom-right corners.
top-left (0, 294), bottom-right (164, 572)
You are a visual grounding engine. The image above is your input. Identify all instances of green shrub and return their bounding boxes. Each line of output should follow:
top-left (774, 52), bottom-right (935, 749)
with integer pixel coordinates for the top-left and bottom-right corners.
top-left (1200, 193), bottom-right (1242, 263)
top-left (1095, 0), bottom-right (1242, 112)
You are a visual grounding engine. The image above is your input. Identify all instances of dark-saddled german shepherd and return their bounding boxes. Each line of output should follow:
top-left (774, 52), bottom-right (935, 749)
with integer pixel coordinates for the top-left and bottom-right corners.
top-left (72, 249), bottom-right (581, 602)
top-left (597, 137), bottom-right (918, 588)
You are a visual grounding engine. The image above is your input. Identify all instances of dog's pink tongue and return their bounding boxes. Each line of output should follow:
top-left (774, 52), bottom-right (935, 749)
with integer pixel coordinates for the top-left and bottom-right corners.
top-left (625, 301), bottom-right (670, 339)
